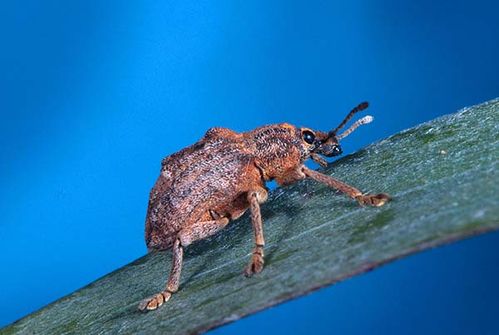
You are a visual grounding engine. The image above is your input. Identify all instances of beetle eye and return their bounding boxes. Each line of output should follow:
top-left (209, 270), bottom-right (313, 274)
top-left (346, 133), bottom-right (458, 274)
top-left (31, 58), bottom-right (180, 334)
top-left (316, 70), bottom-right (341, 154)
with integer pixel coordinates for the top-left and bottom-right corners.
top-left (302, 130), bottom-right (315, 144)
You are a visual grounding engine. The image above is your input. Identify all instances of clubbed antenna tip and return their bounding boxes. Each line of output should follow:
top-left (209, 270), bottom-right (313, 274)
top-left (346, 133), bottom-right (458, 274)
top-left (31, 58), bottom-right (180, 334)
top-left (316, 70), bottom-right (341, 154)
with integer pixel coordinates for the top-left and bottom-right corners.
top-left (337, 115), bottom-right (374, 140)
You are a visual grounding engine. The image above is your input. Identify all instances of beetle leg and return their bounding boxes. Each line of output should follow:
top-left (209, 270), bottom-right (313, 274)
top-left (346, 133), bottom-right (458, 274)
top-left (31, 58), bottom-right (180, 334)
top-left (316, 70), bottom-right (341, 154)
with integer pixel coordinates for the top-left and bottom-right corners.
top-left (244, 188), bottom-right (268, 277)
top-left (310, 153), bottom-right (328, 167)
top-left (302, 166), bottom-right (390, 207)
top-left (138, 216), bottom-right (229, 312)
top-left (275, 167), bottom-right (306, 186)
top-left (177, 216), bottom-right (230, 247)
top-left (138, 237), bottom-right (183, 312)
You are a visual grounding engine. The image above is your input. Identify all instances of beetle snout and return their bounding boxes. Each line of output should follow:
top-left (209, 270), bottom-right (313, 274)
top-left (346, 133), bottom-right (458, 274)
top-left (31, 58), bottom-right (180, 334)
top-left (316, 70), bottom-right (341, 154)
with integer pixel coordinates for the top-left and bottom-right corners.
top-left (322, 144), bottom-right (342, 157)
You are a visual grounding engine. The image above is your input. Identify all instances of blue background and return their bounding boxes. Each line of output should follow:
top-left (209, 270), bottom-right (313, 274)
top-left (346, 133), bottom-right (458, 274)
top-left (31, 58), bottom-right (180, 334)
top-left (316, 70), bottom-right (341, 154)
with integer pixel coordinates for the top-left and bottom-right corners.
top-left (1, 0), bottom-right (498, 333)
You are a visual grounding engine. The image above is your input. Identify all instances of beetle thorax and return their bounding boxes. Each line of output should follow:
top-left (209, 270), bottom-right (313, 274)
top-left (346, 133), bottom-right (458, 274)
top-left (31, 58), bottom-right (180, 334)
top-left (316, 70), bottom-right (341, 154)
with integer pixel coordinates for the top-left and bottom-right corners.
top-left (245, 124), bottom-right (306, 180)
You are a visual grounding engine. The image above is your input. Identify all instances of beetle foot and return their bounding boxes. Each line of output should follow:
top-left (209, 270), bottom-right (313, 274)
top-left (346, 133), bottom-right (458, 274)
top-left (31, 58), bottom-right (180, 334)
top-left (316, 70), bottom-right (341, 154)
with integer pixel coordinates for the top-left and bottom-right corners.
top-left (138, 291), bottom-right (172, 312)
top-left (356, 193), bottom-right (391, 207)
top-left (244, 252), bottom-right (264, 277)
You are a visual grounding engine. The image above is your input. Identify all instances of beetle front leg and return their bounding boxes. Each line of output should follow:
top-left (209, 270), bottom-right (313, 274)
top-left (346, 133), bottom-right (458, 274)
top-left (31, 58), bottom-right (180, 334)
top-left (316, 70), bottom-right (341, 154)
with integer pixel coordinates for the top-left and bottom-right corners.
top-left (310, 153), bottom-right (328, 167)
top-left (302, 166), bottom-right (390, 207)
top-left (244, 188), bottom-right (267, 277)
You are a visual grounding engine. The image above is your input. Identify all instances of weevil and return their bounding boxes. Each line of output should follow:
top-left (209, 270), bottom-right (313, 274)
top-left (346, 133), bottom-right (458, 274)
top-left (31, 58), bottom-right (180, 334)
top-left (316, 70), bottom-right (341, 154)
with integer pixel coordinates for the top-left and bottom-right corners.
top-left (138, 102), bottom-right (390, 311)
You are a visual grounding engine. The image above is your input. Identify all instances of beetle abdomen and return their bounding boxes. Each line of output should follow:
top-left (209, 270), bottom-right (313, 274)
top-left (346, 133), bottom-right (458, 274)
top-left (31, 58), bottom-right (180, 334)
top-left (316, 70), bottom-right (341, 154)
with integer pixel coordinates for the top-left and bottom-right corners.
top-left (145, 136), bottom-right (256, 250)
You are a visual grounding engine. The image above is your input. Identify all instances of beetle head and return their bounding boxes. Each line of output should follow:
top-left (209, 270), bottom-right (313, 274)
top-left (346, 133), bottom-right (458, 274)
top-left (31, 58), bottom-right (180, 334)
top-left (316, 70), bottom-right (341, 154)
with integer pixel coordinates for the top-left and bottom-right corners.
top-left (299, 102), bottom-right (373, 164)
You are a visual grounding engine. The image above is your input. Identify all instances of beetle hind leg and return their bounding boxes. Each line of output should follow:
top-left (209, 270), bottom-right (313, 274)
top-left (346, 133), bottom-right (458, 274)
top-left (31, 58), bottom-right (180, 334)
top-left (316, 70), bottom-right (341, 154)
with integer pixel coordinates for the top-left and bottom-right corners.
top-left (138, 237), bottom-right (183, 311)
top-left (138, 216), bottom-right (230, 312)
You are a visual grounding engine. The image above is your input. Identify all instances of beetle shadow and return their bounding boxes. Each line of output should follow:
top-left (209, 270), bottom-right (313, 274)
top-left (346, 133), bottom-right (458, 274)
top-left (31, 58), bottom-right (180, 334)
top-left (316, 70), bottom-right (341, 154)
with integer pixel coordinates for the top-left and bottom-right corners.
top-left (260, 196), bottom-right (311, 264)
top-left (180, 240), bottom-right (224, 289)
top-left (180, 214), bottom-right (255, 288)
top-left (346, 207), bottom-right (396, 245)
top-left (178, 178), bottom-right (377, 287)
top-left (262, 184), bottom-right (361, 264)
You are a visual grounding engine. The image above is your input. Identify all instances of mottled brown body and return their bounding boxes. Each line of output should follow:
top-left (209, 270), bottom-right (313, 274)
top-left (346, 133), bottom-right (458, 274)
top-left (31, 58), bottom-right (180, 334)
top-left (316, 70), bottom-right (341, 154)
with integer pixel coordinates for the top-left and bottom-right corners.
top-left (145, 124), bottom-right (308, 250)
top-left (139, 102), bottom-right (391, 311)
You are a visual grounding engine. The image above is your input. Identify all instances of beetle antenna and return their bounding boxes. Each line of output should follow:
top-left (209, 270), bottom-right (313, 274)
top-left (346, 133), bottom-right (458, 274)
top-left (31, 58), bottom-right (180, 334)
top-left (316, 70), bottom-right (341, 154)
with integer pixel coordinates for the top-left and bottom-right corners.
top-left (336, 115), bottom-right (373, 140)
top-left (329, 101), bottom-right (369, 137)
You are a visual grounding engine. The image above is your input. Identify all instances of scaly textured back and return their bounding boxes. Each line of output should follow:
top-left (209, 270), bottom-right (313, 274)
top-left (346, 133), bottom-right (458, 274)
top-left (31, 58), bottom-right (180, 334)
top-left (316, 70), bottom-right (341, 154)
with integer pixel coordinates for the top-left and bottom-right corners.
top-left (145, 129), bottom-right (258, 250)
